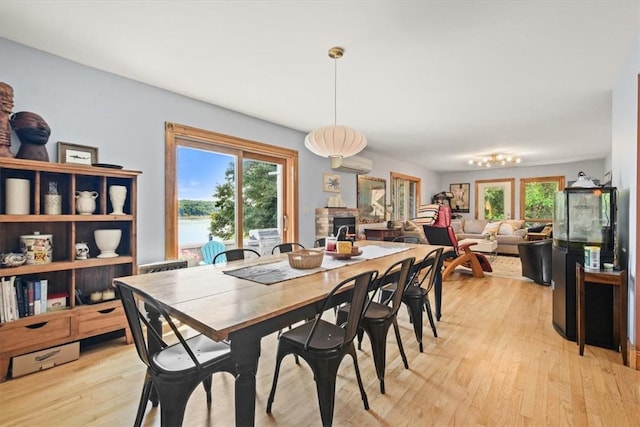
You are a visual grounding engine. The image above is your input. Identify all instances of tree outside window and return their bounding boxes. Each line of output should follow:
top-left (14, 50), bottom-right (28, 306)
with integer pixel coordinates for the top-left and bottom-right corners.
top-left (520, 176), bottom-right (565, 226)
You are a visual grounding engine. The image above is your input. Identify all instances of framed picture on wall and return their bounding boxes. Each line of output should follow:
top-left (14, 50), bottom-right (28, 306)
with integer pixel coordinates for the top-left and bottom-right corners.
top-left (449, 183), bottom-right (470, 213)
top-left (323, 173), bottom-right (341, 193)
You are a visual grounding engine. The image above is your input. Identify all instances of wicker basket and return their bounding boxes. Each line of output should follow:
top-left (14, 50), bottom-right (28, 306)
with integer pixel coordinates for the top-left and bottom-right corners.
top-left (287, 249), bottom-right (324, 269)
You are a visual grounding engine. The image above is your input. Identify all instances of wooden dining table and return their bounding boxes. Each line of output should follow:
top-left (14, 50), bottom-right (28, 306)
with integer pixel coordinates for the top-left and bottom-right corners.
top-left (114, 241), bottom-right (445, 426)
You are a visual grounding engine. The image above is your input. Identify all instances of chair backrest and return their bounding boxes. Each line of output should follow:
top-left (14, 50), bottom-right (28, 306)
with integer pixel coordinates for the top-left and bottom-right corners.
top-left (392, 236), bottom-right (420, 244)
top-left (313, 238), bottom-right (326, 248)
top-left (201, 240), bottom-right (226, 264)
top-left (410, 247), bottom-right (445, 293)
top-left (304, 270), bottom-right (378, 350)
top-left (423, 225), bottom-right (460, 253)
top-left (272, 242), bottom-right (305, 254)
top-left (116, 281), bottom-right (204, 372)
top-left (376, 257), bottom-right (415, 315)
top-left (138, 259), bottom-right (188, 274)
top-left (212, 248), bottom-right (261, 264)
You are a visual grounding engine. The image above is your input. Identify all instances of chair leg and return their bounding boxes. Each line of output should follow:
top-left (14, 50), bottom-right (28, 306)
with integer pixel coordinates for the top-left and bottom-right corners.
top-left (266, 343), bottom-right (290, 413)
top-left (155, 377), bottom-right (203, 427)
top-left (134, 376), bottom-right (153, 427)
top-left (202, 375), bottom-right (212, 406)
top-left (345, 343), bottom-right (369, 411)
top-left (363, 320), bottom-right (391, 394)
top-left (308, 355), bottom-right (341, 426)
top-left (403, 297), bottom-right (424, 352)
top-left (391, 318), bottom-right (409, 369)
top-left (424, 298), bottom-right (438, 338)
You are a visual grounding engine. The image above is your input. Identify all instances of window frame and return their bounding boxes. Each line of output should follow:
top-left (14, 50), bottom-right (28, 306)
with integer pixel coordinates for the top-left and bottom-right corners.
top-left (520, 175), bottom-right (565, 225)
top-left (390, 172), bottom-right (421, 221)
top-left (165, 122), bottom-right (298, 259)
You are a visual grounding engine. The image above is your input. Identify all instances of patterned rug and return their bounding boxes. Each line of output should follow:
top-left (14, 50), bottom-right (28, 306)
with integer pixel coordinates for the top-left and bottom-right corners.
top-left (486, 255), bottom-right (526, 279)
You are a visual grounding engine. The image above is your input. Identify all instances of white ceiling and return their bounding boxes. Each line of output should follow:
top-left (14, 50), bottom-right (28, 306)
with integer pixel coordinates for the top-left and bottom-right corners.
top-left (0, 1), bottom-right (638, 172)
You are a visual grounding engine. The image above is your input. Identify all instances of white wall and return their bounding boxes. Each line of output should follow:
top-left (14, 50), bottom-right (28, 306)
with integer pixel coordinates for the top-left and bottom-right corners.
top-left (439, 160), bottom-right (604, 220)
top-left (0, 38), bottom-right (432, 262)
top-left (611, 35), bottom-right (639, 346)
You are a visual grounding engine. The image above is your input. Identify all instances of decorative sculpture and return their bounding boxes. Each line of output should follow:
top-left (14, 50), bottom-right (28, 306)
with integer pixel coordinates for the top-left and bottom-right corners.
top-left (10, 111), bottom-right (51, 162)
top-left (0, 82), bottom-right (15, 158)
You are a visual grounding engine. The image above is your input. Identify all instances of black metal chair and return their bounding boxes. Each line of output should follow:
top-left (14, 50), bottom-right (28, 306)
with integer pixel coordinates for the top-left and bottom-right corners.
top-left (271, 242), bottom-right (305, 254)
top-left (392, 235), bottom-right (420, 244)
top-left (212, 248), bottom-right (260, 264)
top-left (266, 269), bottom-right (378, 426)
top-left (116, 281), bottom-right (236, 427)
top-left (380, 247), bottom-right (444, 352)
top-left (336, 256), bottom-right (415, 394)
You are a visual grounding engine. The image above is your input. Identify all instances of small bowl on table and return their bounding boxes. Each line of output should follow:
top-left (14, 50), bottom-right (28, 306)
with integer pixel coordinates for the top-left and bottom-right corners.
top-left (287, 249), bottom-right (324, 269)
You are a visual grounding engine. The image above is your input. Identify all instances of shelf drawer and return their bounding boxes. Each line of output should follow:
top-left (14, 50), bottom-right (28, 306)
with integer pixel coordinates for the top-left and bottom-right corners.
top-left (77, 302), bottom-right (127, 337)
top-left (0, 317), bottom-right (73, 352)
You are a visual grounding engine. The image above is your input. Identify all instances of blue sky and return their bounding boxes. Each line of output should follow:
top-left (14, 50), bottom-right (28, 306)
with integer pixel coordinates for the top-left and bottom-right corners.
top-left (177, 146), bottom-right (233, 200)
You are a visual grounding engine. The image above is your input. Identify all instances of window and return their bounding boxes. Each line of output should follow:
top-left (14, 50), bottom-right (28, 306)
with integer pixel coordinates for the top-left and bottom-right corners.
top-left (520, 176), bottom-right (565, 226)
top-left (475, 178), bottom-right (515, 220)
top-left (390, 172), bottom-right (421, 221)
top-left (165, 122), bottom-right (298, 260)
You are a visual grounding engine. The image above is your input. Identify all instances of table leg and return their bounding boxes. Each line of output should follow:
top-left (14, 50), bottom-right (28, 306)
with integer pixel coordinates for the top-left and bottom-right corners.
top-left (434, 269), bottom-right (442, 321)
top-left (230, 332), bottom-right (261, 427)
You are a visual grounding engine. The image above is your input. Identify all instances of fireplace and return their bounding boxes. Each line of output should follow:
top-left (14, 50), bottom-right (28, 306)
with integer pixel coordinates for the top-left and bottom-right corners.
top-left (333, 216), bottom-right (356, 236)
top-left (315, 208), bottom-right (359, 240)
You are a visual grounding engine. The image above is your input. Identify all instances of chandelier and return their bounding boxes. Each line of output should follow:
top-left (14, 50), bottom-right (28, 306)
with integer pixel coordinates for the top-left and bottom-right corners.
top-left (468, 153), bottom-right (522, 167)
top-left (304, 47), bottom-right (367, 159)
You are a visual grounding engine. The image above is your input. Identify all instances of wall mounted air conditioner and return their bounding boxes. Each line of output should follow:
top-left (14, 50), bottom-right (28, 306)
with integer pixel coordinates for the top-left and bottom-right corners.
top-left (330, 155), bottom-right (373, 174)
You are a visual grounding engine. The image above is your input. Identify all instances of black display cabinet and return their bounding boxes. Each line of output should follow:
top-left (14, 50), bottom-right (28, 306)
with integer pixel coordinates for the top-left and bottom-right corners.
top-left (551, 186), bottom-right (616, 348)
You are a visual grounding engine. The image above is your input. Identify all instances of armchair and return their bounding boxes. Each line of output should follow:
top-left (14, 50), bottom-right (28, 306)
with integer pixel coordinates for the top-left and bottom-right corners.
top-left (423, 205), bottom-right (492, 281)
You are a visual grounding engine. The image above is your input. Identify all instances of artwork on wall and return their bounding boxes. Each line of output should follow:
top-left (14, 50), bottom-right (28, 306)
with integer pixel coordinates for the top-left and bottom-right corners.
top-left (449, 183), bottom-right (470, 213)
top-left (357, 175), bottom-right (386, 223)
top-left (323, 173), bottom-right (341, 192)
top-left (475, 178), bottom-right (515, 220)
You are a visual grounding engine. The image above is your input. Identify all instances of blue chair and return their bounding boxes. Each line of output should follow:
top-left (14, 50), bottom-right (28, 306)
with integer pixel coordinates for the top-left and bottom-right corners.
top-left (201, 240), bottom-right (225, 265)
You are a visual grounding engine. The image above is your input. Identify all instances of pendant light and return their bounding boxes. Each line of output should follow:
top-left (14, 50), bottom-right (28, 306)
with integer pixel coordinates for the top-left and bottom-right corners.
top-left (304, 47), bottom-right (367, 159)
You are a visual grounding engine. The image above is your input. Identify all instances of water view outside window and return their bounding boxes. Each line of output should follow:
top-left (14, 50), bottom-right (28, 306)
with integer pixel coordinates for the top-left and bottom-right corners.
top-left (177, 146), bottom-right (281, 260)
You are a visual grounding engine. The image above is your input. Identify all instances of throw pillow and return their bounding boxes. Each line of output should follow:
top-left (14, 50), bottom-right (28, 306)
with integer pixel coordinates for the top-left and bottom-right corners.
top-left (503, 219), bottom-right (525, 230)
top-left (416, 204), bottom-right (439, 222)
top-left (451, 220), bottom-right (464, 234)
top-left (498, 222), bottom-right (517, 235)
top-left (482, 221), bottom-right (502, 235)
top-left (402, 220), bottom-right (428, 244)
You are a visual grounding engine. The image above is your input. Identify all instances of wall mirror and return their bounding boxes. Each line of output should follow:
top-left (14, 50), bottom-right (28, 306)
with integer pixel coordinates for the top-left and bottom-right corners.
top-left (357, 175), bottom-right (386, 223)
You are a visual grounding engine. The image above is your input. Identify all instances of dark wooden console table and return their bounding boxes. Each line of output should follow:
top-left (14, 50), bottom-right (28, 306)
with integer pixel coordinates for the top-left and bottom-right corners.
top-left (364, 227), bottom-right (402, 241)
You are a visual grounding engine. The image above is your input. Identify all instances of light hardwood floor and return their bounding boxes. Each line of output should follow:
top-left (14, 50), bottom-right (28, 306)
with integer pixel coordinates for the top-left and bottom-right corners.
top-left (1, 271), bottom-right (639, 426)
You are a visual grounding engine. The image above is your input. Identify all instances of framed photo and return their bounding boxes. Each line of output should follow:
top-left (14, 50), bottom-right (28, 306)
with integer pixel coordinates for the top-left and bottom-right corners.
top-left (323, 173), bottom-right (341, 193)
top-left (449, 183), bottom-right (470, 213)
top-left (57, 141), bottom-right (98, 165)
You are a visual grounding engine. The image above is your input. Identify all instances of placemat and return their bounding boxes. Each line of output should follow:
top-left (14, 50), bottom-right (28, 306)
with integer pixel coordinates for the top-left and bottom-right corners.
top-left (223, 244), bottom-right (410, 285)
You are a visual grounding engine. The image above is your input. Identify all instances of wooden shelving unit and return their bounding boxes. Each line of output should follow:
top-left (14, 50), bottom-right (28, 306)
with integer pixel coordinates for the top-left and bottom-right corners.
top-left (0, 157), bottom-right (141, 381)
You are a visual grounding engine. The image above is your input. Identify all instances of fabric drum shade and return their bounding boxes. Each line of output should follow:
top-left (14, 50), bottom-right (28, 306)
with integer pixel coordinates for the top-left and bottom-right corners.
top-left (304, 125), bottom-right (367, 158)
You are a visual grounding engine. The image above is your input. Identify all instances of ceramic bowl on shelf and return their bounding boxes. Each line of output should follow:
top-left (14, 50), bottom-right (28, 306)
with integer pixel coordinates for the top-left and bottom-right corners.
top-left (1, 252), bottom-right (27, 268)
top-left (94, 229), bottom-right (122, 258)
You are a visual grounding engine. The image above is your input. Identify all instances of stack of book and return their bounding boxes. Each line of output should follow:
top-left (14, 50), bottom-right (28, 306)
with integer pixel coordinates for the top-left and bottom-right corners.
top-left (0, 276), bottom-right (49, 322)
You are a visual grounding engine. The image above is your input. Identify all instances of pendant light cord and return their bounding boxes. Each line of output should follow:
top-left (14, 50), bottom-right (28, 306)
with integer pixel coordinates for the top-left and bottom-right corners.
top-left (333, 55), bottom-right (337, 126)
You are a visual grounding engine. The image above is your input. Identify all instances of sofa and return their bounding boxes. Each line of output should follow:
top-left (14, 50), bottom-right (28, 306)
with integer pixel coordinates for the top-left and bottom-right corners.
top-left (450, 219), bottom-right (527, 255)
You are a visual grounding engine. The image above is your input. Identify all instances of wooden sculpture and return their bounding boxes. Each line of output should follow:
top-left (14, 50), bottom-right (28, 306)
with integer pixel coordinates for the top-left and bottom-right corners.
top-left (10, 111), bottom-right (51, 162)
top-left (0, 82), bottom-right (15, 158)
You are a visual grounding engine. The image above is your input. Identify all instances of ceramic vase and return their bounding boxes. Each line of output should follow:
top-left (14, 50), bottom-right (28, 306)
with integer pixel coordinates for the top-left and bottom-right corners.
top-left (76, 191), bottom-right (98, 215)
top-left (94, 229), bottom-right (122, 258)
top-left (6, 178), bottom-right (30, 214)
top-left (109, 185), bottom-right (127, 215)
